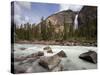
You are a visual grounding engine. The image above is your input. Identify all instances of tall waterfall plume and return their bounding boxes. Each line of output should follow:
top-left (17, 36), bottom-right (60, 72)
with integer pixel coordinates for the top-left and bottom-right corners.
top-left (74, 14), bottom-right (78, 30)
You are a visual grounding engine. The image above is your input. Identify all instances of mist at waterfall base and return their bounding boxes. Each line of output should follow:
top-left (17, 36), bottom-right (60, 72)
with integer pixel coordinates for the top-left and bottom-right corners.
top-left (14, 44), bottom-right (97, 72)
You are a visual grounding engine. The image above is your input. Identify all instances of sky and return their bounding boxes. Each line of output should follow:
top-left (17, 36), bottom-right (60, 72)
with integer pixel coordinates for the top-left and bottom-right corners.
top-left (12, 1), bottom-right (83, 25)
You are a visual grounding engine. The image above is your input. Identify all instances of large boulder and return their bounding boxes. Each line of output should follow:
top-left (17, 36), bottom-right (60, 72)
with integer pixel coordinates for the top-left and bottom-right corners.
top-left (39, 55), bottom-right (61, 70)
top-left (79, 50), bottom-right (97, 64)
top-left (26, 59), bottom-right (48, 73)
top-left (56, 50), bottom-right (67, 57)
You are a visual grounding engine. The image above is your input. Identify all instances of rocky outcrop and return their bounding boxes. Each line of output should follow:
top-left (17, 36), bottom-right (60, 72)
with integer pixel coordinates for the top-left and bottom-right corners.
top-left (46, 10), bottom-right (76, 26)
top-left (37, 10), bottom-right (76, 34)
top-left (79, 51), bottom-right (97, 64)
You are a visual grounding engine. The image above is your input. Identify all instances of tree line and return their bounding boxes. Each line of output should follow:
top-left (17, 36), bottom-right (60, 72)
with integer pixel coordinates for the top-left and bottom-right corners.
top-left (14, 17), bottom-right (97, 43)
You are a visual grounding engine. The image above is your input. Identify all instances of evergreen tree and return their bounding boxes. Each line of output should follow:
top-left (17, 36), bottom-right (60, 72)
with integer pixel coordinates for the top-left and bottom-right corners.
top-left (40, 17), bottom-right (47, 40)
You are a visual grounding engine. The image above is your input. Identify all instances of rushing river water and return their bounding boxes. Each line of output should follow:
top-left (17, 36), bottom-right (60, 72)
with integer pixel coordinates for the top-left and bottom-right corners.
top-left (13, 44), bottom-right (97, 73)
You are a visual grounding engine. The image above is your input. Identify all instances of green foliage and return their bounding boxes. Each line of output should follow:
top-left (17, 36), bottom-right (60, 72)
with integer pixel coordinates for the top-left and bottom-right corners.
top-left (15, 16), bottom-right (97, 43)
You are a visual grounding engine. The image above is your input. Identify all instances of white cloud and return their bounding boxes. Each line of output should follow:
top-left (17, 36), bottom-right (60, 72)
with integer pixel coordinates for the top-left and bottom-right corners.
top-left (14, 1), bottom-right (31, 25)
top-left (16, 1), bottom-right (31, 9)
top-left (14, 14), bottom-right (30, 25)
top-left (60, 5), bottom-right (70, 11)
top-left (14, 2), bottom-right (21, 15)
top-left (60, 4), bottom-right (83, 11)
top-left (69, 5), bottom-right (83, 11)
top-left (25, 16), bottom-right (29, 22)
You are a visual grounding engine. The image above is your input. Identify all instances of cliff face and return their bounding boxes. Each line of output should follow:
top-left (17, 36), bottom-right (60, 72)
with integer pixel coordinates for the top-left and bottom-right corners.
top-left (77, 6), bottom-right (97, 39)
top-left (78, 6), bottom-right (97, 28)
top-left (46, 10), bottom-right (76, 26)
top-left (44, 10), bottom-right (76, 33)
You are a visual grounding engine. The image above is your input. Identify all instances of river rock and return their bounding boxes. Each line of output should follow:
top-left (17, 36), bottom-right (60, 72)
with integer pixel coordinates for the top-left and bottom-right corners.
top-left (14, 57), bottom-right (26, 62)
top-left (51, 64), bottom-right (63, 72)
top-left (26, 51), bottom-right (44, 58)
top-left (37, 51), bottom-right (44, 56)
top-left (47, 49), bottom-right (53, 53)
top-left (43, 46), bottom-right (52, 51)
top-left (26, 59), bottom-right (48, 73)
top-left (43, 46), bottom-right (53, 53)
top-left (39, 55), bottom-right (61, 70)
top-left (14, 62), bottom-right (31, 74)
top-left (20, 48), bottom-right (26, 50)
top-left (79, 50), bottom-right (97, 64)
top-left (56, 50), bottom-right (67, 57)
top-left (20, 58), bottom-right (38, 65)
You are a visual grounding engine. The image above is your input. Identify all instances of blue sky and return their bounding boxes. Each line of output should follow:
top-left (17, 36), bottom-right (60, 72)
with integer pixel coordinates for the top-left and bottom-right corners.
top-left (13, 1), bottom-right (83, 25)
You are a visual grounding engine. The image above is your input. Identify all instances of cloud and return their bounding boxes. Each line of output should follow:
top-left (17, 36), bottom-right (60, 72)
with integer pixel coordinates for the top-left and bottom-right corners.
top-left (14, 2), bottom-right (21, 15)
top-left (59, 4), bottom-right (83, 11)
top-left (13, 1), bottom-right (32, 25)
top-left (25, 16), bottom-right (29, 22)
top-left (16, 1), bottom-right (31, 9)
top-left (13, 2), bottom-right (83, 26)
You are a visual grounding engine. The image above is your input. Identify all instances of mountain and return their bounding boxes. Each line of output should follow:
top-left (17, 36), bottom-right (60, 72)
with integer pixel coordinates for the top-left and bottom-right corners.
top-left (45, 10), bottom-right (76, 26)
top-left (40, 10), bottom-right (76, 34)
top-left (15, 6), bottom-right (97, 42)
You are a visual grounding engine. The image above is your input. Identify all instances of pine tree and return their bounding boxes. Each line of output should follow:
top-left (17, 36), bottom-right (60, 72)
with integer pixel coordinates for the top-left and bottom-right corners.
top-left (40, 17), bottom-right (47, 40)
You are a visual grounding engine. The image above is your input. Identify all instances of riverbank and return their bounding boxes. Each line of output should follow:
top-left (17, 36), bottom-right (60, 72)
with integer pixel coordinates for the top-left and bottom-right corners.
top-left (15, 40), bottom-right (97, 47)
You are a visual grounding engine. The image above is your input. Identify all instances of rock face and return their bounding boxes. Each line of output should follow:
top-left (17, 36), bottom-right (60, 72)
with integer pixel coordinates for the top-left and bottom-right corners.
top-left (46, 10), bottom-right (76, 26)
top-left (78, 6), bottom-right (97, 27)
top-left (39, 55), bottom-right (61, 70)
top-left (56, 50), bottom-right (67, 57)
top-left (79, 51), bottom-right (97, 64)
top-left (38, 10), bottom-right (76, 33)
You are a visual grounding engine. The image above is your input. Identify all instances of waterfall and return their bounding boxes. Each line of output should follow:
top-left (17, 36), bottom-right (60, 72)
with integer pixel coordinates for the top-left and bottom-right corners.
top-left (74, 14), bottom-right (78, 30)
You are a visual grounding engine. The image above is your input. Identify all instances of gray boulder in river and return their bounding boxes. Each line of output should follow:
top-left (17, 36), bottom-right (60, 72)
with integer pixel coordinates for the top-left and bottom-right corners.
top-left (39, 55), bottom-right (61, 70)
top-left (79, 51), bottom-right (97, 64)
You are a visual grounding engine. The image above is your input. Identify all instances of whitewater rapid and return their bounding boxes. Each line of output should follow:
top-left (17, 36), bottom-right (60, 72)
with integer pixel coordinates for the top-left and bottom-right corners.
top-left (14, 44), bottom-right (97, 71)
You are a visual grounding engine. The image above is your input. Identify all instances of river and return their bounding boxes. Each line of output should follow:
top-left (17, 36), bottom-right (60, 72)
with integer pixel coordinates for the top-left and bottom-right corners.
top-left (13, 43), bottom-right (97, 73)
